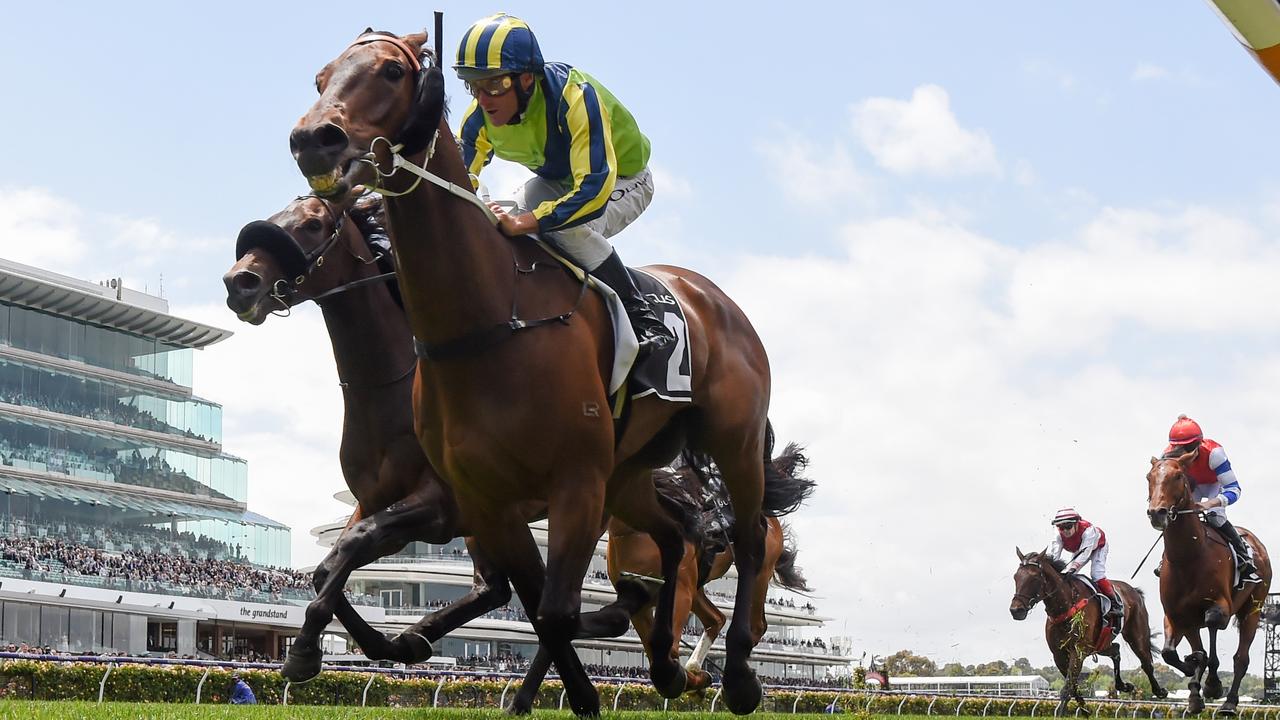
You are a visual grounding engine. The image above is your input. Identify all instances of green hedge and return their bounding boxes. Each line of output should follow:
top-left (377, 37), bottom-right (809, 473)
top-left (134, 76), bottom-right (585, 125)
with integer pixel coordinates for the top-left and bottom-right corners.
top-left (0, 660), bottom-right (1242, 716)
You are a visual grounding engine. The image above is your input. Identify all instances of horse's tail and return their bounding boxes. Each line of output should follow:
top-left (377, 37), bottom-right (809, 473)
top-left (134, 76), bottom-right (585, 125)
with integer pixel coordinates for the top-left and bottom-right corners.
top-left (761, 422), bottom-right (815, 517)
top-left (773, 521), bottom-right (811, 592)
top-left (652, 469), bottom-right (704, 545)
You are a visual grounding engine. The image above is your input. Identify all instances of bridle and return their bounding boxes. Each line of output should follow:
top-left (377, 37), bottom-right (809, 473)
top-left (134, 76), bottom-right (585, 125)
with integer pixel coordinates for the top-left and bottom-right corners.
top-left (1013, 556), bottom-right (1062, 610)
top-left (1148, 461), bottom-right (1200, 530)
top-left (235, 197), bottom-right (391, 317)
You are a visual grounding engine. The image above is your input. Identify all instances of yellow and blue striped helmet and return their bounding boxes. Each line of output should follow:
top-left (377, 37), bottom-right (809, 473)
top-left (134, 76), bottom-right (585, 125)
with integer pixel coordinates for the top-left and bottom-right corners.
top-left (454, 13), bottom-right (545, 80)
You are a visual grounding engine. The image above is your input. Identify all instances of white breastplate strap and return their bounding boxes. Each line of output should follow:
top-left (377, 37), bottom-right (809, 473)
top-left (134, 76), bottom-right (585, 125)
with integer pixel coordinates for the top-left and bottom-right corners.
top-left (368, 139), bottom-right (499, 227)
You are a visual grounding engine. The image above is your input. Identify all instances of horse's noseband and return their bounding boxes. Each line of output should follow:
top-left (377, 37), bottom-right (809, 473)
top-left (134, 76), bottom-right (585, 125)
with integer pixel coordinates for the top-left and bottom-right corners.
top-left (235, 197), bottom-right (346, 298)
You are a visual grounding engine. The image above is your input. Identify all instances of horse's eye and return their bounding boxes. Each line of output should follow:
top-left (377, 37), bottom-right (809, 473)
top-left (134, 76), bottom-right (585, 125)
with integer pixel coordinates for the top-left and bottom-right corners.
top-left (303, 219), bottom-right (323, 234)
top-left (384, 62), bottom-right (406, 81)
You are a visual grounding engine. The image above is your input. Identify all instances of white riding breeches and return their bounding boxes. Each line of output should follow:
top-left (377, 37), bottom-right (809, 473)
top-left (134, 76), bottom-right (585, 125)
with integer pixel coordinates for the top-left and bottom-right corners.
top-left (514, 167), bottom-right (654, 271)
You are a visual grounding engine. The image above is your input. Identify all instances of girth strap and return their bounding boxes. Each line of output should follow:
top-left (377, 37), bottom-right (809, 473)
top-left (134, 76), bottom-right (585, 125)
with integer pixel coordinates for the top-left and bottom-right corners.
top-left (1050, 597), bottom-right (1090, 625)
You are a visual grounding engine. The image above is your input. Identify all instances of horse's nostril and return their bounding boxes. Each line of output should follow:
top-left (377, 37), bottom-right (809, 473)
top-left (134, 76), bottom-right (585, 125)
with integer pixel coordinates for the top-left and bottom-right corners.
top-left (314, 123), bottom-right (349, 152)
top-left (228, 270), bottom-right (262, 297)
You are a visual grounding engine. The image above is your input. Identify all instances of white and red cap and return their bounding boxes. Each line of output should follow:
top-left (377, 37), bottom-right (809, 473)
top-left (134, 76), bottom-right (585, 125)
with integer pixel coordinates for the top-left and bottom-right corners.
top-left (1051, 507), bottom-right (1082, 526)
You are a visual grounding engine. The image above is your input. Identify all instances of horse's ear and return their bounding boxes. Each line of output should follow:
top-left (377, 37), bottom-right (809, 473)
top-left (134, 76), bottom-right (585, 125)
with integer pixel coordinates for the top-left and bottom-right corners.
top-left (1016, 547), bottom-right (1025, 561)
top-left (1150, 456), bottom-right (1159, 466)
top-left (1177, 449), bottom-right (1197, 468)
top-left (362, 27), bottom-right (373, 35)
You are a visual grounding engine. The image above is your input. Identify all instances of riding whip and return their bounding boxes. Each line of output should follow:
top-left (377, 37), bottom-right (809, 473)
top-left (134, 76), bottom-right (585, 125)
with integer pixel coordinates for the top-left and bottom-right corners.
top-left (433, 12), bottom-right (444, 68)
top-left (1130, 533), bottom-right (1164, 579)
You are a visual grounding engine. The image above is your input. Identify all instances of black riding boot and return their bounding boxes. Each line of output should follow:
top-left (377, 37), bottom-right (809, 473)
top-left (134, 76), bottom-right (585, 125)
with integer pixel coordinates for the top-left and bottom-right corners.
top-left (590, 250), bottom-right (674, 357)
top-left (1216, 519), bottom-right (1258, 578)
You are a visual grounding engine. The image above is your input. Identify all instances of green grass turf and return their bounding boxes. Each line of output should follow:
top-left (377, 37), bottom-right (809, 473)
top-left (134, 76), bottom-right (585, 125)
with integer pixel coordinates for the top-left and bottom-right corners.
top-left (0, 704), bottom-right (1028, 720)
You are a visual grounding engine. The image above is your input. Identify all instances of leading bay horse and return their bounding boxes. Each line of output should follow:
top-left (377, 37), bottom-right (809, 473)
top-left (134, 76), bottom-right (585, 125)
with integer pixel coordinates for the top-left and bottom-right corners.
top-left (1147, 454), bottom-right (1272, 714)
top-left (223, 195), bottom-right (651, 681)
top-left (509, 441), bottom-right (816, 713)
top-left (1010, 549), bottom-right (1166, 714)
top-left (289, 31), bottom-right (776, 715)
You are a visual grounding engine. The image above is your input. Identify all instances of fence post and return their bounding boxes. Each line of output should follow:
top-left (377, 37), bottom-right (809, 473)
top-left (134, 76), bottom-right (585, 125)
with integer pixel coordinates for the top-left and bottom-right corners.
top-left (1008, 699), bottom-right (1017, 717)
top-left (194, 667), bottom-right (211, 704)
top-left (559, 689), bottom-right (566, 711)
top-left (614, 684), bottom-right (626, 711)
top-left (795, 692), bottom-right (806, 714)
top-left (362, 674), bottom-right (376, 707)
top-left (433, 679), bottom-right (445, 708)
top-left (711, 687), bottom-right (723, 712)
top-left (1031, 699), bottom-right (1039, 717)
top-left (282, 680), bottom-right (290, 706)
top-left (898, 696), bottom-right (908, 715)
top-left (956, 698), bottom-right (967, 716)
top-left (97, 662), bottom-right (114, 704)
top-left (983, 698), bottom-right (994, 716)
top-left (928, 695), bottom-right (940, 716)
top-left (498, 678), bottom-right (515, 710)
top-left (867, 692), bottom-right (876, 713)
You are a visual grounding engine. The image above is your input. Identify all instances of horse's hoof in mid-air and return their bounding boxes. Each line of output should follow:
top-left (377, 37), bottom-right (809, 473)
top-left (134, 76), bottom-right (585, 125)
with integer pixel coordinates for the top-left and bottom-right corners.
top-left (1219, 699), bottom-right (1240, 716)
top-left (280, 644), bottom-right (322, 683)
top-left (1116, 681), bottom-right (1135, 694)
top-left (650, 658), bottom-right (688, 699)
top-left (389, 630), bottom-right (434, 664)
top-left (1152, 686), bottom-right (1169, 699)
top-left (685, 667), bottom-right (714, 691)
top-left (722, 667), bottom-right (763, 715)
top-left (1203, 675), bottom-right (1223, 700)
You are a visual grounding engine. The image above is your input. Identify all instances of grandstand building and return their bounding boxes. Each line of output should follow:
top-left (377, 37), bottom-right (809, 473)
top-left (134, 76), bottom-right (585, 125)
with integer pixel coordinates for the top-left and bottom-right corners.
top-left (0, 258), bottom-right (380, 661)
top-left (313, 491), bottom-right (848, 681)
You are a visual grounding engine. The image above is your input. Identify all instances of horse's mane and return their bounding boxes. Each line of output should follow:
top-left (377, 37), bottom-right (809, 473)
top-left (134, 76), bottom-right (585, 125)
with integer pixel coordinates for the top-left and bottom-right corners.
top-left (1026, 551), bottom-right (1067, 573)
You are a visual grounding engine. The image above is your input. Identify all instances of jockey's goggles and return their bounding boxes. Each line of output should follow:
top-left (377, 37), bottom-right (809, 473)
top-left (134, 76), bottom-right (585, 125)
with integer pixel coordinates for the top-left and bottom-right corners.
top-left (465, 74), bottom-right (517, 98)
top-left (1055, 522), bottom-right (1077, 531)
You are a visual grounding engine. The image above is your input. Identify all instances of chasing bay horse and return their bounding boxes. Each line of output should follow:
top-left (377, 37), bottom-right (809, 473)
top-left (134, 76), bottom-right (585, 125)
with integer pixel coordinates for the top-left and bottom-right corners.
top-left (1147, 454), bottom-right (1272, 714)
top-left (289, 31), bottom-right (778, 715)
top-left (1010, 550), bottom-right (1166, 714)
top-left (508, 441), bottom-right (815, 713)
top-left (223, 195), bottom-right (651, 681)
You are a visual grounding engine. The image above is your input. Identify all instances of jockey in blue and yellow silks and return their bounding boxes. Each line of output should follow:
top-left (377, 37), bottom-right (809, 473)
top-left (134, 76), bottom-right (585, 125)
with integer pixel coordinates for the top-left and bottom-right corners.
top-left (454, 13), bottom-right (674, 356)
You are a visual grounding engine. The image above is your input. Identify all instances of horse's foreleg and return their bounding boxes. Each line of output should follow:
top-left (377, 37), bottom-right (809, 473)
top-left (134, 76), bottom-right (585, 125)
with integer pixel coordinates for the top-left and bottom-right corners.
top-left (537, 475), bottom-right (607, 717)
top-left (1182, 631), bottom-right (1208, 714)
top-left (283, 501), bottom-right (422, 681)
top-left (1122, 596), bottom-right (1166, 698)
top-left (407, 539), bottom-right (511, 647)
top-left (1067, 650), bottom-right (1091, 715)
top-left (1159, 619), bottom-right (1193, 676)
top-left (1203, 605), bottom-right (1228, 700)
top-left (507, 577), bottom-right (655, 716)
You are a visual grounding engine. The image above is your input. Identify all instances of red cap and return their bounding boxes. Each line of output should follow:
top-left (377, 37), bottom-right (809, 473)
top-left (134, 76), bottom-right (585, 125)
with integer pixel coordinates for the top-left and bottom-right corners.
top-left (1168, 415), bottom-right (1203, 447)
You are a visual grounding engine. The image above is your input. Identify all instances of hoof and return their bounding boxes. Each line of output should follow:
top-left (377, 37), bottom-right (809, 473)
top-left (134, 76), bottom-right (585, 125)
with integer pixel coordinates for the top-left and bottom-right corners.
top-left (505, 696), bottom-right (534, 716)
top-left (1188, 696), bottom-right (1205, 715)
top-left (1152, 686), bottom-right (1168, 699)
top-left (685, 667), bottom-right (714, 691)
top-left (390, 630), bottom-right (434, 664)
top-left (650, 659), bottom-right (688, 698)
top-left (1219, 700), bottom-right (1239, 716)
top-left (723, 667), bottom-right (763, 715)
top-left (1117, 682), bottom-right (1135, 694)
top-left (281, 644), bottom-right (322, 683)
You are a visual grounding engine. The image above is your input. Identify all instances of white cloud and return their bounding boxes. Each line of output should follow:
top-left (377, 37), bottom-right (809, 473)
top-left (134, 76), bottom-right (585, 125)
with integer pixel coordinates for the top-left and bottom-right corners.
top-left (1131, 62), bottom-right (1169, 82)
top-left (0, 186), bottom-right (88, 270)
top-left (755, 133), bottom-right (874, 208)
top-left (852, 85), bottom-right (1001, 178)
top-left (719, 202), bottom-right (1280, 668)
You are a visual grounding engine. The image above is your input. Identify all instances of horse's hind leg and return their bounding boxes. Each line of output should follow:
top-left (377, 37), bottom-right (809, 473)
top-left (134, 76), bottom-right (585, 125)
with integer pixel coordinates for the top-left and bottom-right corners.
top-left (1219, 607), bottom-right (1262, 714)
top-left (606, 464), bottom-right (690, 699)
top-left (686, 584), bottom-right (726, 689)
top-left (1122, 594), bottom-right (1166, 698)
top-left (1106, 643), bottom-right (1133, 694)
top-left (395, 539), bottom-right (512, 654)
top-left (697, 422), bottom-right (768, 715)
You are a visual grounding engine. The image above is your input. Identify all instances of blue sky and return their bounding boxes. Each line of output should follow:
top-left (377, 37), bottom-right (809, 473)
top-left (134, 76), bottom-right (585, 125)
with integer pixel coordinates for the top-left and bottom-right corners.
top-left (3, 2), bottom-right (1280, 672)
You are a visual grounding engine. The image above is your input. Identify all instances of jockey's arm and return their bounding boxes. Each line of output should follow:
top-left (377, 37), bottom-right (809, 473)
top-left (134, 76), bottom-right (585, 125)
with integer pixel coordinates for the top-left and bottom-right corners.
top-left (1047, 533), bottom-right (1064, 562)
top-left (1204, 445), bottom-right (1242, 509)
top-left (528, 81), bottom-right (618, 234)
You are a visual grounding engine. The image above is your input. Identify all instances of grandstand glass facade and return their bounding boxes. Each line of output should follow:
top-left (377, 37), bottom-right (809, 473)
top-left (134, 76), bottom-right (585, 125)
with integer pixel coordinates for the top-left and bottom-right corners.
top-left (0, 264), bottom-right (290, 570)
